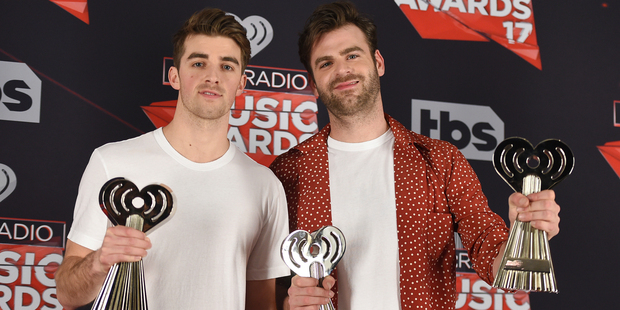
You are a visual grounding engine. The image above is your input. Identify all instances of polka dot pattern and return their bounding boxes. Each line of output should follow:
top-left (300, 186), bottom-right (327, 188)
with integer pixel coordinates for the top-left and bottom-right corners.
top-left (270, 115), bottom-right (509, 309)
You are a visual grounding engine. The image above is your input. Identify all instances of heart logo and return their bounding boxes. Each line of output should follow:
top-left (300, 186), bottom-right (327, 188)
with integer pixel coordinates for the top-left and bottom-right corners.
top-left (99, 177), bottom-right (175, 233)
top-left (0, 163), bottom-right (17, 204)
top-left (228, 13), bottom-right (274, 58)
top-left (281, 226), bottom-right (346, 278)
top-left (493, 137), bottom-right (575, 193)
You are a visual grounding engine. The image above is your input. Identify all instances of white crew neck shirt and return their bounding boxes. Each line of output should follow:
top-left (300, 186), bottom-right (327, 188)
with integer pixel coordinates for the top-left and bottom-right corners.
top-left (327, 129), bottom-right (401, 310)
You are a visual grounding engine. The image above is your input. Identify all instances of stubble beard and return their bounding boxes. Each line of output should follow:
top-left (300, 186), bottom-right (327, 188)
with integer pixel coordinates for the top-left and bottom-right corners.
top-left (318, 68), bottom-right (381, 119)
top-left (181, 86), bottom-right (231, 122)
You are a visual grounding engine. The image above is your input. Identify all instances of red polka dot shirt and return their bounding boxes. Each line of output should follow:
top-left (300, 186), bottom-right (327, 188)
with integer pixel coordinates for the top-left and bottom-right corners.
top-left (270, 114), bottom-right (509, 309)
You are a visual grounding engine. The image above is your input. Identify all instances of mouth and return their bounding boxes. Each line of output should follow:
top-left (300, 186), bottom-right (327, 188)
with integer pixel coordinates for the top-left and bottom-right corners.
top-left (334, 80), bottom-right (359, 91)
top-left (199, 89), bottom-right (221, 97)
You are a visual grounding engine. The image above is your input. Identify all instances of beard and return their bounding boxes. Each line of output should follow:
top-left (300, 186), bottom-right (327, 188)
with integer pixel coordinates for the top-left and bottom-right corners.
top-left (317, 68), bottom-right (381, 118)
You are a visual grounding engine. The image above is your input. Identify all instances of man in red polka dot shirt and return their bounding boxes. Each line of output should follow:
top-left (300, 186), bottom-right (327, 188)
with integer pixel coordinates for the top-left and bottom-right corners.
top-left (270, 2), bottom-right (561, 310)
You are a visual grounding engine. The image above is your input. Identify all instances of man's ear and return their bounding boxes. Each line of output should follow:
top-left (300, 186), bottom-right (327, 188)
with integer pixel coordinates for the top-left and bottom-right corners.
top-left (169, 66), bottom-right (180, 90)
top-left (235, 74), bottom-right (247, 97)
top-left (374, 49), bottom-right (385, 77)
top-left (309, 77), bottom-right (319, 98)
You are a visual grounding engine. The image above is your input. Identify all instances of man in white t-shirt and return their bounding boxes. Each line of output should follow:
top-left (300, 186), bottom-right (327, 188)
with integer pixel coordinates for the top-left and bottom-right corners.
top-left (55, 8), bottom-right (290, 310)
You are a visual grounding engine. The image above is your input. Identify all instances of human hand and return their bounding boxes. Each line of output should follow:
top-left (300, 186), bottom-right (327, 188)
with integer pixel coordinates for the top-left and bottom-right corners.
top-left (508, 190), bottom-right (560, 240)
top-left (287, 275), bottom-right (335, 310)
top-left (94, 226), bottom-right (151, 275)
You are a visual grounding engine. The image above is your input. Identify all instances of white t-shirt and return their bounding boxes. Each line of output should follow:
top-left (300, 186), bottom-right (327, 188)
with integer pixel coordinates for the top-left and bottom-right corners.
top-left (68, 128), bottom-right (290, 309)
top-left (328, 129), bottom-right (401, 310)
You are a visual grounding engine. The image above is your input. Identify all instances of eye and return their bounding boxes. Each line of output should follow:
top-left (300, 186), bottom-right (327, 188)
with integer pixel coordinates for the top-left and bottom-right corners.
top-left (319, 61), bottom-right (332, 69)
top-left (222, 64), bottom-right (233, 71)
top-left (347, 54), bottom-right (358, 60)
top-left (192, 62), bottom-right (204, 68)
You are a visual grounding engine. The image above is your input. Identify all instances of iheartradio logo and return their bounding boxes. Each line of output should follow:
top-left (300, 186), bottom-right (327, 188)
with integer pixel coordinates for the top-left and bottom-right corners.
top-left (0, 163), bottom-right (17, 204)
top-left (228, 13), bottom-right (274, 57)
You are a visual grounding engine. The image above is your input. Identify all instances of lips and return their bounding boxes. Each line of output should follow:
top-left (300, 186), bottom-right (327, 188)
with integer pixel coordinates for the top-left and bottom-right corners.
top-left (330, 74), bottom-right (363, 91)
top-left (337, 80), bottom-right (358, 87)
top-left (334, 80), bottom-right (359, 91)
top-left (199, 89), bottom-right (222, 97)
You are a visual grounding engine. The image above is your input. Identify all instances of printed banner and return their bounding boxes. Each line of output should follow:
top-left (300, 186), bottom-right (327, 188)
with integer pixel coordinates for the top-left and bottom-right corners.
top-left (455, 234), bottom-right (530, 310)
top-left (395, 0), bottom-right (541, 69)
top-left (0, 217), bottom-right (66, 310)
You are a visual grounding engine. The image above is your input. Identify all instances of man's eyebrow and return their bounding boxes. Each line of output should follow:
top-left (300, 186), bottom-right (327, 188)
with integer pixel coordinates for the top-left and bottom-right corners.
top-left (313, 46), bottom-right (365, 68)
top-left (340, 46), bottom-right (364, 56)
top-left (187, 52), bottom-right (208, 60)
top-left (187, 53), bottom-right (239, 66)
top-left (222, 56), bottom-right (240, 65)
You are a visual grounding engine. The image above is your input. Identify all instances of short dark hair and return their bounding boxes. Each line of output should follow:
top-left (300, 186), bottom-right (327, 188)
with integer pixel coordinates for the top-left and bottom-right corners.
top-left (172, 8), bottom-right (251, 71)
top-left (298, 1), bottom-right (378, 79)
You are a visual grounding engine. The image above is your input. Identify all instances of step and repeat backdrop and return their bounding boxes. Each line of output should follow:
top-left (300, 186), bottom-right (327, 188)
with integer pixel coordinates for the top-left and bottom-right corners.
top-left (1, 1), bottom-right (619, 309)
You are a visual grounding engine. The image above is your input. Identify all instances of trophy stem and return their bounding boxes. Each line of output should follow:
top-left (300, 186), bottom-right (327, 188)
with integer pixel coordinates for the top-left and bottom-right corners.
top-left (91, 214), bottom-right (149, 310)
top-left (92, 264), bottom-right (118, 310)
top-left (309, 262), bottom-right (335, 310)
top-left (522, 174), bottom-right (541, 196)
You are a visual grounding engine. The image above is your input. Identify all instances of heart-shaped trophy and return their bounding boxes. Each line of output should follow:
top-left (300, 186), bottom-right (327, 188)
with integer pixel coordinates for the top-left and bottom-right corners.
top-left (92, 177), bottom-right (175, 310)
top-left (492, 138), bottom-right (574, 293)
top-left (281, 226), bottom-right (346, 310)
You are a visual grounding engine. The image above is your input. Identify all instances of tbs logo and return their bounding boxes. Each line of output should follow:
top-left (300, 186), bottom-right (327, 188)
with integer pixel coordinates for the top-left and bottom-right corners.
top-left (0, 61), bottom-right (41, 123)
top-left (411, 99), bottom-right (504, 161)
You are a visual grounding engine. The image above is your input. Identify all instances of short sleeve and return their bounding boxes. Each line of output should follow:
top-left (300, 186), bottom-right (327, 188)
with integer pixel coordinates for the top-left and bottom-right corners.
top-left (66, 149), bottom-right (111, 251)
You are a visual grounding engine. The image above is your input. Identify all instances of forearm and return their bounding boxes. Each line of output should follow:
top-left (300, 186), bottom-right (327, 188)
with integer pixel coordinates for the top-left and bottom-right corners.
top-left (275, 276), bottom-right (291, 310)
top-left (282, 296), bottom-right (290, 310)
top-left (55, 252), bottom-right (107, 309)
top-left (492, 242), bottom-right (507, 279)
top-left (246, 279), bottom-right (277, 310)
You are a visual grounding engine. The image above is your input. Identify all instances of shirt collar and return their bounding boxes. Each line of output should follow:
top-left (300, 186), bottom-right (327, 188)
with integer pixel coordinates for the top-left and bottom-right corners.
top-left (294, 113), bottom-right (432, 154)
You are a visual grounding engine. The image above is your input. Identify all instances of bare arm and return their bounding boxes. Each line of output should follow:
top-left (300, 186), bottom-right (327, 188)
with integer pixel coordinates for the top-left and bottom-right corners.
top-left (55, 241), bottom-right (106, 310)
top-left (55, 226), bottom-right (151, 309)
top-left (246, 279), bottom-right (277, 310)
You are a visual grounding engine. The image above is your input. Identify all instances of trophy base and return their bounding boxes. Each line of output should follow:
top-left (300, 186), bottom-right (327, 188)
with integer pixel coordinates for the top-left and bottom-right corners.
top-left (493, 267), bottom-right (558, 293)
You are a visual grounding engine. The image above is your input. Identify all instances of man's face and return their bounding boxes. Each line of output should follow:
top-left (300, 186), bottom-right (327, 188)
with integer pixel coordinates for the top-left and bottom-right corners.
top-left (169, 34), bottom-right (247, 122)
top-left (309, 24), bottom-right (385, 118)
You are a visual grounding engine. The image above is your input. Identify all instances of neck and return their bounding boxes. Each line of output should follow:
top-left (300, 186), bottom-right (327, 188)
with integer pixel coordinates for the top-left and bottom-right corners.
top-left (328, 107), bottom-right (389, 143)
top-left (162, 107), bottom-right (231, 163)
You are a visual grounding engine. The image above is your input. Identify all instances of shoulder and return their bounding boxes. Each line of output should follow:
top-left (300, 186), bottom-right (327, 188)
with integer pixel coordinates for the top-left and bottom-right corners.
top-left (413, 132), bottom-right (460, 157)
top-left (95, 130), bottom-right (157, 154)
top-left (231, 145), bottom-right (282, 183)
top-left (388, 116), bottom-right (466, 176)
top-left (270, 147), bottom-right (303, 169)
top-left (269, 129), bottom-right (326, 176)
top-left (268, 149), bottom-right (302, 186)
top-left (388, 115), bottom-right (460, 157)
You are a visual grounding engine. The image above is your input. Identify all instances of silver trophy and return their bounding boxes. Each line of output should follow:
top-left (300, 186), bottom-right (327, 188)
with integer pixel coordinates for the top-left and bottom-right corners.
top-left (281, 226), bottom-right (346, 310)
top-left (92, 177), bottom-right (175, 310)
top-left (492, 138), bottom-right (574, 293)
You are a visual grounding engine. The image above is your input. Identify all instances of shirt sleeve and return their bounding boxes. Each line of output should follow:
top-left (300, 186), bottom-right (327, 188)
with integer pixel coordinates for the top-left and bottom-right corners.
top-left (66, 149), bottom-right (111, 251)
top-left (443, 144), bottom-right (509, 284)
top-left (245, 174), bottom-right (291, 280)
